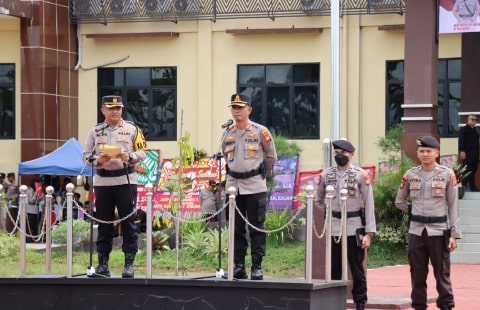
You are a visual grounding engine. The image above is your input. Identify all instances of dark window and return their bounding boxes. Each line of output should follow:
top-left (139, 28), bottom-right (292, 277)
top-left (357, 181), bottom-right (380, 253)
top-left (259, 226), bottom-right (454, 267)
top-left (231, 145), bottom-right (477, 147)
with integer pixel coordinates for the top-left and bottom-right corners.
top-left (386, 58), bottom-right (461, 137)
top-left (98, 67), bottom-right (177, 141)
top-left (0, 64), bottom-right (15, 139)
top-left (238, 63), bottom-right (320, 139)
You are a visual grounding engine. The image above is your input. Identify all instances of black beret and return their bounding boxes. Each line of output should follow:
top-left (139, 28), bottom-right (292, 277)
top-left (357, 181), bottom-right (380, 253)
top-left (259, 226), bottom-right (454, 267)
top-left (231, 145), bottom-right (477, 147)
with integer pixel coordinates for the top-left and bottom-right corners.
top-left (7, 172), bottom-right (15, 178)
top-left (102, 95), bottom-right (124, 108)
top-left (208, 180), bottom-right (216, 186)
top-left (229, 93), bottom-right (251, 107)
top-left (332, 139), bottom-right (355, 152)
top-left (0, 173), bottom-right (5, 178)
top-left (416, 136), bottom-right (439, 149)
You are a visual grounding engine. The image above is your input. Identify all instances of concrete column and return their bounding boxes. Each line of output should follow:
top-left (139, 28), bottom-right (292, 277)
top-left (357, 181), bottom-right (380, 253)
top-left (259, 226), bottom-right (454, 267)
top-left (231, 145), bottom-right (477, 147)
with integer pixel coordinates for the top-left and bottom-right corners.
top-left (401, 0), bottom-right (439, 160)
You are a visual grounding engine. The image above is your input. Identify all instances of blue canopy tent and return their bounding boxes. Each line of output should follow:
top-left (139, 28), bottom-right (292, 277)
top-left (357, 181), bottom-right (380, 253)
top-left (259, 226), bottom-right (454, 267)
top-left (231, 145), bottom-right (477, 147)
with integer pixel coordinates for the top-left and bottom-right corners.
top-left (18, 138), bottom-right (95, 176)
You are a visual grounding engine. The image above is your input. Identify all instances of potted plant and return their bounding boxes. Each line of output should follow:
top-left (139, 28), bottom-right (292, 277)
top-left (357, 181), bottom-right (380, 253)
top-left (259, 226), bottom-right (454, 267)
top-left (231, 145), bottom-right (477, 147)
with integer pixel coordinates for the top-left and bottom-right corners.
top-left (453, 164), bottom-right (472, 199)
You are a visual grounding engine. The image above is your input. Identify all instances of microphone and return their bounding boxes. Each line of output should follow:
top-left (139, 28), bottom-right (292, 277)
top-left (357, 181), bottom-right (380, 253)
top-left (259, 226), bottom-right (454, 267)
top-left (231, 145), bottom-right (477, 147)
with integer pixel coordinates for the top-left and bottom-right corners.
top-left (221, 119), bottom-right (234, 129)
top-left (95, 122), bottom-right (109, 132)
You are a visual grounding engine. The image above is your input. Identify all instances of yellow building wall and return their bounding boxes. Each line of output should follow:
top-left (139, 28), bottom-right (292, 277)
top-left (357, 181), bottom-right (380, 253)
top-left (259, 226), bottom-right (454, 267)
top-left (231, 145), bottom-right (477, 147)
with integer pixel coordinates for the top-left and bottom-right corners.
top-left (73, 13), bottom-right (463, 176)
top-left (0, 16), bottom-right (21, 174)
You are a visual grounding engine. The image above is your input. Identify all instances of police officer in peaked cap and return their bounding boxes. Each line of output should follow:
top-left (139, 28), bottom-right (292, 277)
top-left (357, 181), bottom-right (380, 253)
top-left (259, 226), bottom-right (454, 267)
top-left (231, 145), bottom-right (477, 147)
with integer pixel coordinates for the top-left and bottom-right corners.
top-left (83, 95), bottom-right (147, 279)
top-left (221, 93), bottom-right (277, 280)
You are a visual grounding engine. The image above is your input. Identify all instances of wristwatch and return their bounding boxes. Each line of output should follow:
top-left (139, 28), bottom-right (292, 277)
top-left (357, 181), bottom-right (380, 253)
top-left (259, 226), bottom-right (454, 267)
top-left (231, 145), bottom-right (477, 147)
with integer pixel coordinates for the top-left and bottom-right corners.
top-left (128, 152), bottom-right (137, 162)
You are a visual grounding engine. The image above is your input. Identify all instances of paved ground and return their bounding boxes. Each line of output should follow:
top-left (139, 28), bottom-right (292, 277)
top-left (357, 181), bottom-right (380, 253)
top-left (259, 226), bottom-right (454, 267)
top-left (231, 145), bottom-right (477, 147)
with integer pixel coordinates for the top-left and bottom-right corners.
top-left (347, 264), bottom-right (480, 309)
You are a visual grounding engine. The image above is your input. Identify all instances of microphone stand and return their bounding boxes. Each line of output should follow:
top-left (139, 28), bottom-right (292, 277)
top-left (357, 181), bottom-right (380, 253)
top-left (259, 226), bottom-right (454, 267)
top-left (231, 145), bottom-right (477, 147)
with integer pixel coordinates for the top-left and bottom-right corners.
top-left (74, 144), bottom-right (107, 278)
top-left (195, 123), bottom-right (231, 279)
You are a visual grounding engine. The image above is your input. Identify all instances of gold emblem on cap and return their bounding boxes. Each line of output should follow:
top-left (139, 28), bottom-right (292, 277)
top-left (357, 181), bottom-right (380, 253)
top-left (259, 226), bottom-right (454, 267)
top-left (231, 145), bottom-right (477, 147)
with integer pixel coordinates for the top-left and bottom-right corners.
top-left (234, 95), bottom-right (241, 102)
top-left (113, 97), bottom-right (118, 103)
top-left (416, 139), bottom-right (421, 146)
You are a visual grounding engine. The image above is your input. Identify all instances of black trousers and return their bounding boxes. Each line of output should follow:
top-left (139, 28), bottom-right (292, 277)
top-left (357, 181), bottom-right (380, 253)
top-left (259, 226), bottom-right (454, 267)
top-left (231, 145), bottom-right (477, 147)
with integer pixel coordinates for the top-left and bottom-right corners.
top-left (233, 192), bottom-right (267, 261)
top-left (462, 155), bottom-right (478, 189)
top-left (331, 235), bottom-right (367, 305)
top-left (94, 184), bottom-right (138, 254)
top-left (408, 229), bottom-right (454, 310)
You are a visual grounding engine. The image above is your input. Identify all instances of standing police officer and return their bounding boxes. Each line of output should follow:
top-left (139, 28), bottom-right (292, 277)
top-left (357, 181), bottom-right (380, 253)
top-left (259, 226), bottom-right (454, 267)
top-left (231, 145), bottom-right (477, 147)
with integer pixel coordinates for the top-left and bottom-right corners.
top-left (395, 136), bottom-right (461, 310)
top-left (83, 95), bottom-right (147, 278)
top-left (221, 93), bottom-right (277, 280)
top-left (316, 139), bottom-right (376, 310)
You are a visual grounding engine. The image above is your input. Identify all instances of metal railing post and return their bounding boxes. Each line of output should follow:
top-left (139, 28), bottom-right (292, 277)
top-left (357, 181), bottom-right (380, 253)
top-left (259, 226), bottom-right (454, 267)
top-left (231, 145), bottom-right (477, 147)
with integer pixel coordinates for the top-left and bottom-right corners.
top-left (19, 185), bottom-right (27, 277)
top-left (305, 184), bottom-right (315, 282)
top-left (340, 188), bottom-right (348, 281)
top-left (45, 186), bottom-right (54, 274)
top-left (227, 186), bottom-right (236, 281)
top-left (145, 183), bottom-right (153, 279)
top-left (325, 185), bottom-right (334, 282)
top-left (66, 183), bottom-right (75, 278)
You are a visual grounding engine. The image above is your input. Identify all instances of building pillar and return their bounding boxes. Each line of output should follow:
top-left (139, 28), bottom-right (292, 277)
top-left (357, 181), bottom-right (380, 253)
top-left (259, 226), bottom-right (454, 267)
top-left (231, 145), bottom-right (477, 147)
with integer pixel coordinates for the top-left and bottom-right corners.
top-left (460, 32), bottom-right (480, 185)
top-left (19, 0), bottom-right (78, 164)
top-left (401, 0), bottom-right (439, 160)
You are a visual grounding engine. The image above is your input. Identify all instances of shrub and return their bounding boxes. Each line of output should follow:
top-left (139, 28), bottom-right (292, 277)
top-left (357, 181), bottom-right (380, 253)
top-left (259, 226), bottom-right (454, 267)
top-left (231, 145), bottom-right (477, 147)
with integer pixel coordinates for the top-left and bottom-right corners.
top-left (264, 208), bottom-right (295, 247)
top-left (0, 232), bottom-right (19, 258)
top-left (52, 220), bottom-right (90, 248)
top-left (150, 230), bottom-right (171, 252)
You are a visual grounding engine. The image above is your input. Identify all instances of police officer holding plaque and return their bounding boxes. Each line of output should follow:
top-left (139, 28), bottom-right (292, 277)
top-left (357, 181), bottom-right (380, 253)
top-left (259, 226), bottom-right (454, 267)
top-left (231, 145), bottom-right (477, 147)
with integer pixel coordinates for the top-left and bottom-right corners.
top-left (221, 93), bottom-right (277, 280)
top-left (316, 139), bottom-right (376, 310)
top-left (395, 136), bottom-right (461, 310)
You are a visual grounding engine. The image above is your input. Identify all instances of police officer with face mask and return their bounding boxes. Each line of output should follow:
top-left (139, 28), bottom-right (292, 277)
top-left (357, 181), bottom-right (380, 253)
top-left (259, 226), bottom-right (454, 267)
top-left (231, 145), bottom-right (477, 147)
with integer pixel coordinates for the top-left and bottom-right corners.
top-left (316, 139), bottom-right (376, 310)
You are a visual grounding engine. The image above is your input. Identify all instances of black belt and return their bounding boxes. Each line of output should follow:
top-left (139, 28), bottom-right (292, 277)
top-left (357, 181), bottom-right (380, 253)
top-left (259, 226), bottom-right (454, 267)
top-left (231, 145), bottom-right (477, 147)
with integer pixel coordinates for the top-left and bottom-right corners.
top-left (228, 167), bottom-right (262, 179)
top-left (97, 166), bottom-right (134, 177)
top-left (331, 210), bottom-right (361, 219)
top-left (410, 214), bottom-right (447, 224)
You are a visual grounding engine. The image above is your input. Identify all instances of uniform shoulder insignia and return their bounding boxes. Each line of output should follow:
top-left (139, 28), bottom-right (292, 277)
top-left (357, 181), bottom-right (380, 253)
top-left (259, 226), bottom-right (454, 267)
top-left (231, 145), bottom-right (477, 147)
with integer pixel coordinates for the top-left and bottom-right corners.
top-left (400, 173), bottom-right (409, 189)
top-left (362, 172), bottom-right (371, 186)
top-left (450, 171), bottom-right (458, 186)
top-left (261, 128), bottom-right (272, 143)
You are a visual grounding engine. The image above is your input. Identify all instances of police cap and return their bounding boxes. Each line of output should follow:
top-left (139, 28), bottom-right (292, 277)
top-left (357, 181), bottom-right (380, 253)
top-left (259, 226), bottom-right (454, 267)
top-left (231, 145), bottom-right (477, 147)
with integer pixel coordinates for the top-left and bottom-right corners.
top-left (416, 136), bottom-right (439, 149)
top-left (0, 173), bottom-right (5, 178)
top-left (229, 93), bottom-right (251, 107)
top-left (7, 172), bottom-right (15, 178)
top-left (102, 95), bottom-right (124, 108)
top-left (208, 180), bottom-right (216, 186)
top-left (332, 139), bottom-right (355, 152)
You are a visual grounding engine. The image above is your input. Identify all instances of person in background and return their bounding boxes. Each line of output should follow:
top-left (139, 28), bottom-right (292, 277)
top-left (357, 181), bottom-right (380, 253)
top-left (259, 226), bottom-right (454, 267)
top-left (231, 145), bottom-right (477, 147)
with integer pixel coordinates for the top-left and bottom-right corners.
top-left (221, 93), bottom-right (277, 281)
top-left (200, 180), bottom-right (219, 223)
top-left (395, 136), bottom-right (461, 310)
top-left (83, 95), bottom-right (147, 279)
top-left (134, 208), bottom-right (147, 233)
top-left (458, 114), bottom-right (479, 191)
top-left (5, 173), bottom-right (19, 233)
top-left (316, 139), bottom-right (376, 310)
top-left (25, 180), bottom-right (43, 243)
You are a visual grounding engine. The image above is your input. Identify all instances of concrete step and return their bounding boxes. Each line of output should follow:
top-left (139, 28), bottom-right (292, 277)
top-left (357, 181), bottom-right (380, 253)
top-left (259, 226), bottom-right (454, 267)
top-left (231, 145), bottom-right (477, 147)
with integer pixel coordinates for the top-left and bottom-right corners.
top-left (460, 215), bottom-right (480, 225)
top-left (459, 199), bottom-right (480, 208)
top-left (462, 191), bottom-right (480, 200)
top-left (456, 242), bottom-right (480, 252)
top-left (459, 233), bottom-right (480, 243)
top-left (451, 251), bottom-right (480, 264)
top-left (460, 225), bottom-right (480, 234)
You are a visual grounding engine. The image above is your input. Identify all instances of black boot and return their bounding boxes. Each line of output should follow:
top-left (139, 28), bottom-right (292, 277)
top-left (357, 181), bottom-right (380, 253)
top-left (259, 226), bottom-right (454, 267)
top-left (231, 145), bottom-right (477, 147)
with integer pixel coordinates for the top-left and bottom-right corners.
top-left (355, 303), bottom-right (365, 310)
top-left (250, 255), bottom-right (263, 280)
top-left (94, 252), bottom-right (110, 277)
top-left (233, 264), bottom-right (248, 279)
top-left (122, 252), bottom-right (136, 279)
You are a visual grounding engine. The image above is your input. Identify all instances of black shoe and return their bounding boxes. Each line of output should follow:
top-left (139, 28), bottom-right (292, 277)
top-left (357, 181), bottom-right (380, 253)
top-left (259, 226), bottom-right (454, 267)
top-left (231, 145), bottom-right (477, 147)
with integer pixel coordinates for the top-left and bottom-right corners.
top-left (94, 264), bottom-right (110, 277)
top-left (233, 265), bottom-right (248, 279)
top-left (355, 303), bottom-right (365, 310)
top-left (250, 266), bottom-right (263, 280)
top-left (122, 264), bottom-right (134, 278)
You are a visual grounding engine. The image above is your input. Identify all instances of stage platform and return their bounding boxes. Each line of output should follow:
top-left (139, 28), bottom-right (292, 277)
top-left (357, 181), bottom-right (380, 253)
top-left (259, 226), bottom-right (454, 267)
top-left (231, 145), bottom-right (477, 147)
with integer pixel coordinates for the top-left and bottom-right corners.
top-left (0, 275), bottom-right (348, 310)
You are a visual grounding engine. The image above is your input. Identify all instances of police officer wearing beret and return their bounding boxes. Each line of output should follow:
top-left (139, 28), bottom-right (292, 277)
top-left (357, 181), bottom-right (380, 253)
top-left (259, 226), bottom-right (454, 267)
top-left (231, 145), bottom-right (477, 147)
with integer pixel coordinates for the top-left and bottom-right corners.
top-left (395, 136), bottom-right (461, 310)
top-left (316, 139), bottom-right (376, 310)
top-left (83, 95), bottom-right (147, 278)
top-left (221, 93), bottom-right (277, 280)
